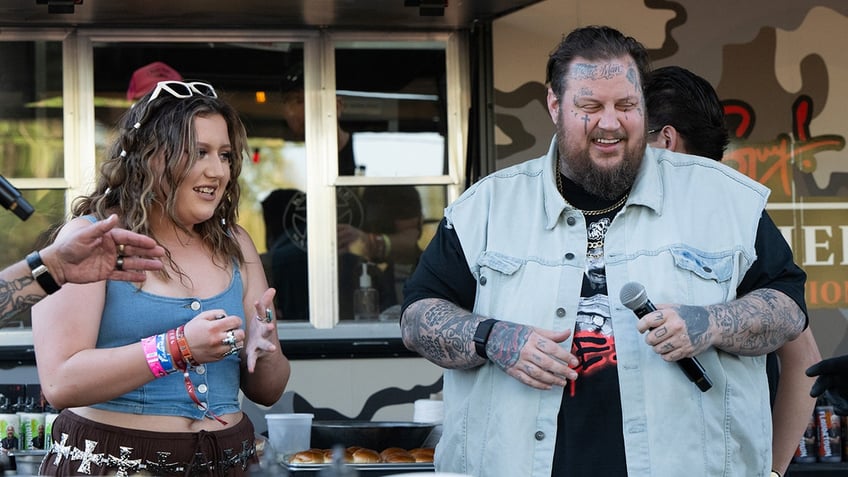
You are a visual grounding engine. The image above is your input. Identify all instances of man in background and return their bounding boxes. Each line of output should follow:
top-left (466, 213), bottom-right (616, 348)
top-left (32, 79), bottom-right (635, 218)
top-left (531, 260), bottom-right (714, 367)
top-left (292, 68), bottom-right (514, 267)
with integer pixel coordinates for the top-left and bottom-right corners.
top-left (266, 61), bottom-right (424, 320)
top-left (644, 64), bottom-right (821, 477)
top-left (279, 61), bottom-right (356, 175)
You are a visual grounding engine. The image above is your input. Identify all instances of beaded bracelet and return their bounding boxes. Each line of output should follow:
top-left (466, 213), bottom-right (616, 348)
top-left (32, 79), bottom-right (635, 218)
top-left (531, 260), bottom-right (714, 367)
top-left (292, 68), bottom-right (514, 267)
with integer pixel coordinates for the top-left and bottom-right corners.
top-left (175, 325), bottom-right (200, 367)
top-left (141, 335), bottom-right (168, 378)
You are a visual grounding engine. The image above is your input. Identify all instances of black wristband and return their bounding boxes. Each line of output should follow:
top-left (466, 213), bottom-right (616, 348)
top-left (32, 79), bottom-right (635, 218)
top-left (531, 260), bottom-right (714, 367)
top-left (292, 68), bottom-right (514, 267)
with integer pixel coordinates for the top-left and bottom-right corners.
top-left (26, 251), bottom-right (61, 295)
top-left (473, 318), bottom-right (498, 360)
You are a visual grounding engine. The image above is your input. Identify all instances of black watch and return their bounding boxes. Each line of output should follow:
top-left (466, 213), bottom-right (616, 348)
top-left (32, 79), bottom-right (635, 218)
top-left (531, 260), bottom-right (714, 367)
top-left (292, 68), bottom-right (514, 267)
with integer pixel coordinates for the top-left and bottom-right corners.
top-left (473, 319), bottom-right (498, 360)
top-left (26, 251), bottom-right (61, 295)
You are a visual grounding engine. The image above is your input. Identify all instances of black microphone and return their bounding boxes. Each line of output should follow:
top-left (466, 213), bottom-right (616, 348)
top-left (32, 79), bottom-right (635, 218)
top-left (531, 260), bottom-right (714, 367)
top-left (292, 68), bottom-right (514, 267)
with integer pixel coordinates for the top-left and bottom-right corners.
top-left (0, 174), bottom-right (34, 221)
top-left (620, 282), bottom-right (713, 392)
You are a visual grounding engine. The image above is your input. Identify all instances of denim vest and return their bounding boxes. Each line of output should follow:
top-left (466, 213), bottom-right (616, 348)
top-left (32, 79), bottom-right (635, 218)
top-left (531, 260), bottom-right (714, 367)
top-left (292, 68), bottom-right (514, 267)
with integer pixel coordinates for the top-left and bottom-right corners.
top-left (438, 138), bottom-right (771, 477)
top-left (87, 229), bottom-right (244, 419)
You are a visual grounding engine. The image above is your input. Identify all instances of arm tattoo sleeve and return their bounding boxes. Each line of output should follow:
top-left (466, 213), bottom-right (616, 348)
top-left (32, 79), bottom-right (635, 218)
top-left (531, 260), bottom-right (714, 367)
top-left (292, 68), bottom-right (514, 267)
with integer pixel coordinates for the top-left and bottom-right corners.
top-left (699, 288), bottom-right (805, 356)
top-left (0, 276), bottom-right (43, 327)
top-left (401, 298), bottom-right (487, 369)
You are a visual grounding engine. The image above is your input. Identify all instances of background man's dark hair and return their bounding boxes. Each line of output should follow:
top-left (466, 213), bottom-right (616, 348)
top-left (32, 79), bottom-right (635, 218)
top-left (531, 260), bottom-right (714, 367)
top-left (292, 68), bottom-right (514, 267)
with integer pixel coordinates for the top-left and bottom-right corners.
top-left (644, 65), bottom-right (730, 161)
top-left (545, 25), bottom-right (651, 99)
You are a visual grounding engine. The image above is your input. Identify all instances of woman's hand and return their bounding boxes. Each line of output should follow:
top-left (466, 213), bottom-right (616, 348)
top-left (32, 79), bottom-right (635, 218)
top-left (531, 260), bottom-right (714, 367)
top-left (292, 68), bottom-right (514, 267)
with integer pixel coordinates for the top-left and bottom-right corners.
top-left (183, 309), bottom-right (245, 364)
top-left (244, 288), bottom-right (279, 373)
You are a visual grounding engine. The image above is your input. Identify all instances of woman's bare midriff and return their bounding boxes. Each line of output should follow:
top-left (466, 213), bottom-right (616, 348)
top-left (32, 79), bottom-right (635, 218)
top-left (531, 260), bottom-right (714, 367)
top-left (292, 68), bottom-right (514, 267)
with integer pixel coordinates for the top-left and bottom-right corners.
top-left (69, 407), bottom-right (243, 432)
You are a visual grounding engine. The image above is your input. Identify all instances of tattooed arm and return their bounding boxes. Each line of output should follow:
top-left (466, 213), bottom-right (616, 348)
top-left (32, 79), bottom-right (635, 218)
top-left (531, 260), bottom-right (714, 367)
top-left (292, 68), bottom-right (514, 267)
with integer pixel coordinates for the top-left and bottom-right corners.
top-left (702, 288), bottom-right (805, 355)
top-left (637, 288), bottom-right (806, 361)
top-left (401, 297), bottom-right (579, 390)
top-left (0, 214), bottom-right (164, 327)
top-left (0, 261), bottom-right (47, 326)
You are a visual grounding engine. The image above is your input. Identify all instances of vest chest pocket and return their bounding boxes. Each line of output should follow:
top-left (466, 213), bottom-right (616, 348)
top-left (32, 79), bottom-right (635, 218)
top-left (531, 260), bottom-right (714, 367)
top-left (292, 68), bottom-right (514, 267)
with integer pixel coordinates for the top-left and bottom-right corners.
top-left (669, 246), bottom-right (734, 283)
top-left (474, 252), bottom-right (525, 316)
top-left (473, 251), bottom-right (569, 324)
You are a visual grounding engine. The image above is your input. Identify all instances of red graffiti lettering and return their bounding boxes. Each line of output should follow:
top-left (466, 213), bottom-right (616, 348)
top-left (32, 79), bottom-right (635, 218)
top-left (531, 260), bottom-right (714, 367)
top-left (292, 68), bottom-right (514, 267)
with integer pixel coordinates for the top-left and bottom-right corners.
top-left (722, 95), bottom-right (845, 197)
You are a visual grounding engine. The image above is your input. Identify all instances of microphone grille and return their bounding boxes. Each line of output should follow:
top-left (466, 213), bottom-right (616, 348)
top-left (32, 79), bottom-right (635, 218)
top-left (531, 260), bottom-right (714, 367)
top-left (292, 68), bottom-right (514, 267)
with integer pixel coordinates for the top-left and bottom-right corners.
top-left (620, 282), bottom-right (648, 310)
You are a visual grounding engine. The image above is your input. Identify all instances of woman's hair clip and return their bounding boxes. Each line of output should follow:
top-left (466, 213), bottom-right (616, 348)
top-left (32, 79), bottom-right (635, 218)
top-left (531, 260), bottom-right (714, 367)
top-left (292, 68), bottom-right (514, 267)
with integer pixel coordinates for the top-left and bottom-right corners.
top-left (120, 150), bottom-right (127, 158)
top-left (133, 122), bottom-right (141, 130)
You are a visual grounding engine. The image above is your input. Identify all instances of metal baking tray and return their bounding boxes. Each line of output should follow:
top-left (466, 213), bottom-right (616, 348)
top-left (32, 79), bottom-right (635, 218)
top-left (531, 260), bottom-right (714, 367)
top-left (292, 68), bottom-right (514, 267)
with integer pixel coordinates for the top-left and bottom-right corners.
top-left (282, 462), bottom-right (434, 475)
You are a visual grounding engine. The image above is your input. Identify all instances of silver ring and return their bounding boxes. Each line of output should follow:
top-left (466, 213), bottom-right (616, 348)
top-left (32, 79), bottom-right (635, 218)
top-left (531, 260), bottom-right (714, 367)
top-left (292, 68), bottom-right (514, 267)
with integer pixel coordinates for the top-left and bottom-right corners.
top-left (116, 256), bottom-right (125, 271)
top-left (222, 343), bottom-right (241, 358)
top-left (256, 308), bottom-right (274, 323)
top-left (222, 330), bottom-right (236, 346)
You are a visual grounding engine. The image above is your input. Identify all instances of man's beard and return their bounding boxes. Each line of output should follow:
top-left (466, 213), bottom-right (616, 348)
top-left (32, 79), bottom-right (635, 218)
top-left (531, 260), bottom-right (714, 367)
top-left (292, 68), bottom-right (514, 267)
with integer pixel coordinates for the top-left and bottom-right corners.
top-left (555, 117), bottom-right (645, 200)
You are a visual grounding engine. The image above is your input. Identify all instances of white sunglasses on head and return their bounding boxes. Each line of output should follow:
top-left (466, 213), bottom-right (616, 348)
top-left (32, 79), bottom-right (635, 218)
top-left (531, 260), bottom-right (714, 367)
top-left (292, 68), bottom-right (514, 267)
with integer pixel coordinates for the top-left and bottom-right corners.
top-left (147, 81), bottom-right (218, 103)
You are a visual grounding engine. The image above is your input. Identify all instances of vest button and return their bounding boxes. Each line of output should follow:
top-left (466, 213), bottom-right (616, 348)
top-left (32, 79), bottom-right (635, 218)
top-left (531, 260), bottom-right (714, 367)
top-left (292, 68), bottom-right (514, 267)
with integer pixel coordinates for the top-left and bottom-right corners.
top-left (566, 216), bottom-right (576, 226)
top-left (197, 384), bottom-right (208, 394)
top-left (535, 431), bottom-right (545, 441)
top-left (190, 300), bottom-right (201, 311)
top-left (565, 252), bottom-right (575, 260)
top-left (556, 308), bottom-right (566, 317)
top-left (479, 276), bottom-right (487, 286)
top-left (195, 365), bottom-right (207, 375)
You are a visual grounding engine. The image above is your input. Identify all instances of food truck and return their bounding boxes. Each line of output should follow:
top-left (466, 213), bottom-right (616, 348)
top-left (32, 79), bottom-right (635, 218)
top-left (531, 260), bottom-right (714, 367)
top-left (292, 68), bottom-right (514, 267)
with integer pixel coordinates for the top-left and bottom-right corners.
top-left (0, 1), bottom-right (846, 475)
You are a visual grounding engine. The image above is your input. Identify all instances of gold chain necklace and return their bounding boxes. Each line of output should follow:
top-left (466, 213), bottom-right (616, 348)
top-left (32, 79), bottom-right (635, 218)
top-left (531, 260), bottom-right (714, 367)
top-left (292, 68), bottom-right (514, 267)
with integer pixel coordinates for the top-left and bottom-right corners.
top-left (555, 159), bottom-right (629, 216)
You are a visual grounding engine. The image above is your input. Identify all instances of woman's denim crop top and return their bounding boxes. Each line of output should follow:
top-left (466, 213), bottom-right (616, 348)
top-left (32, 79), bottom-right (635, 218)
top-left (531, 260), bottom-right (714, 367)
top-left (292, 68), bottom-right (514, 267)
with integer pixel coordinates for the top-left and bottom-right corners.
top-left (83, 217), bottom-right (244, 420)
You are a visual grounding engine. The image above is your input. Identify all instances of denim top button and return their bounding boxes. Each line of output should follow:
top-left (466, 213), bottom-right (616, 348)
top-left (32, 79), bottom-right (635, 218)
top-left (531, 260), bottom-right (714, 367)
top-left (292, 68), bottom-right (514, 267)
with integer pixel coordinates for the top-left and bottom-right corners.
top-left (480, 276), bottom-right (487, 286)
top-left (566, 216), bottom-right (576, 226)
top-left (535, 431), bottom-right (545, 440)
top-left (565, 252), bottom-right (575, 260)
top-left (556, 308), bottom-right (566, 317)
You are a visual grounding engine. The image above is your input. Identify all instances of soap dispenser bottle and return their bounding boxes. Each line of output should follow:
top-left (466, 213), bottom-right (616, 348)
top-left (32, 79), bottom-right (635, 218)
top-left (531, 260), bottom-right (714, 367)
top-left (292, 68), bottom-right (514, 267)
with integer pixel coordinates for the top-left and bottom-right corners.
top-left (353, 263), bottom-right (379, 320)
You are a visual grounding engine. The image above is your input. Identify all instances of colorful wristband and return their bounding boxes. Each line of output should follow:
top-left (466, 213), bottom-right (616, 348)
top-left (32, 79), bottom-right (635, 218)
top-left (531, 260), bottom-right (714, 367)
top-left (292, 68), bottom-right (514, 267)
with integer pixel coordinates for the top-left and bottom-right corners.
top-left (176, 325), bottom-right (199, 367)
top-left (155, 333), bottom-right (175, 374)
top-left (141, 335), bottom-right (168, 378)
top-left (167, 328), bottom-right (186, 371)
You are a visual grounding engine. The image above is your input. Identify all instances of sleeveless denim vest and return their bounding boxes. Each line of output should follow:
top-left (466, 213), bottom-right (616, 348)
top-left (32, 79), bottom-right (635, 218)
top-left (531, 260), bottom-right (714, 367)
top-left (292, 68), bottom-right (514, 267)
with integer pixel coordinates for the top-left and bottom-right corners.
top-left (436, 138), bottom-right (771, 477)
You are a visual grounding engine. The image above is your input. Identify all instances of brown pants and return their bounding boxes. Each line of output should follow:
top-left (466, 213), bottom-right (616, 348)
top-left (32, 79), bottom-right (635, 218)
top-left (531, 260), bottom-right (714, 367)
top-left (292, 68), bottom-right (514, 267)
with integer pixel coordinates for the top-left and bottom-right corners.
top-left (39, 409), bottom-right (259, 476)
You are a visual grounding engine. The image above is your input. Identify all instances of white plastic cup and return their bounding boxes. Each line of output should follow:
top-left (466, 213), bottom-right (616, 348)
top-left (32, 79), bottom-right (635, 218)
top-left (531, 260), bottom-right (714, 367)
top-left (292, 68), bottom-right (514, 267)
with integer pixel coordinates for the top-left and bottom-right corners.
top-left (413, 399), bottom-right (444, 424)
top-left (265, 413), bottom-right (313, 457)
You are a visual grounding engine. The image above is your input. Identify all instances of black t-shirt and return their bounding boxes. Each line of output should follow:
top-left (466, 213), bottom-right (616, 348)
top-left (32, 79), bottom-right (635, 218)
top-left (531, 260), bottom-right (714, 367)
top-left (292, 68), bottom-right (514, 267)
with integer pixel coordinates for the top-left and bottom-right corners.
top-left (402, 175), bottom-right (807, 476)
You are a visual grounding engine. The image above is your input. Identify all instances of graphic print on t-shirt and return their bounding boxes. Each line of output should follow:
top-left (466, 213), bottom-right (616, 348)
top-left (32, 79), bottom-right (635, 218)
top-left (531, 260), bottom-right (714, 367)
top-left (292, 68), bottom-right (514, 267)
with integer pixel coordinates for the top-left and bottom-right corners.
top-left (568, 216), bottom-right (617, 397)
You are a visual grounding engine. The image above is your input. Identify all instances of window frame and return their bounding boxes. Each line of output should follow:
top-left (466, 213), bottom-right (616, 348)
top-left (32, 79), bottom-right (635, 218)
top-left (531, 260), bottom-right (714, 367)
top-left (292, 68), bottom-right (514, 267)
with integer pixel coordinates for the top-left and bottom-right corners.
top-left (2, 28), bottom-right (468, 334)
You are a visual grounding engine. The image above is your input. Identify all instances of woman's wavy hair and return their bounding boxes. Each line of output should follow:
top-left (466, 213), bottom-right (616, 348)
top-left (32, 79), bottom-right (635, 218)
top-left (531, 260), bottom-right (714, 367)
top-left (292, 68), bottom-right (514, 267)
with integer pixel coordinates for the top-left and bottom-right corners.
top-left (72, 86), bottom-right (247, 279)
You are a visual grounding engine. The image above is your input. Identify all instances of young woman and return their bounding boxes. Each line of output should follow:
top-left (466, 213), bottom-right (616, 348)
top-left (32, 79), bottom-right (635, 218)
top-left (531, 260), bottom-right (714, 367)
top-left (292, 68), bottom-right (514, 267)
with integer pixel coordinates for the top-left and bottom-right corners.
top-left (33, 80), bottom-right (290, 476)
